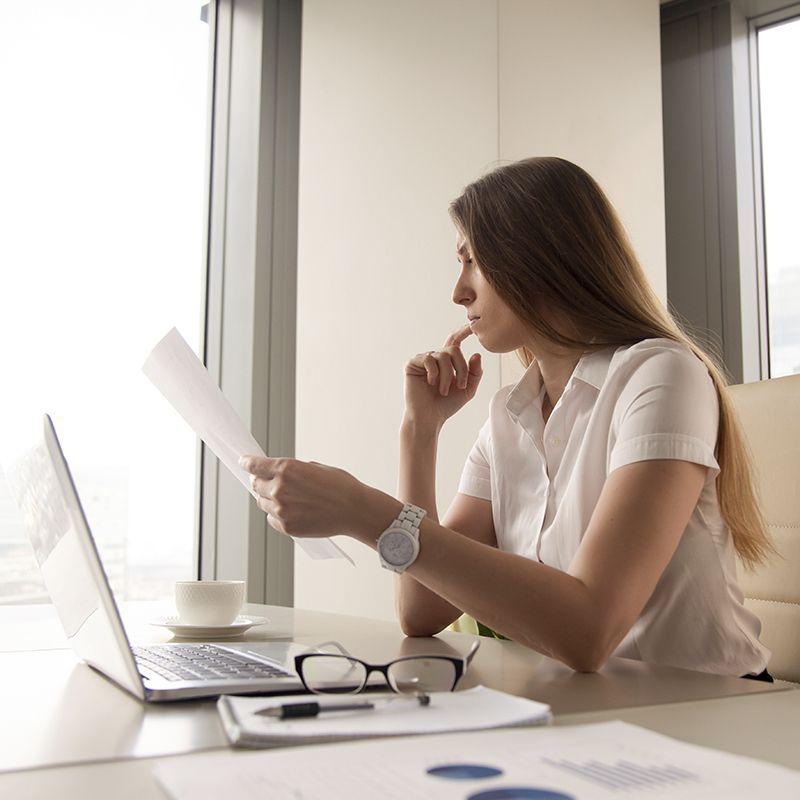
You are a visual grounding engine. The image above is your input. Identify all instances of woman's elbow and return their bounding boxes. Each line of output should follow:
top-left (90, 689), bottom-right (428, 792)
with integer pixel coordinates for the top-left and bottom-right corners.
top-left (566, 651), bottom-right (609, 674)
top-left (396, 608), bottom-right (446, 637)
top-left (561, 633), bottom-right (614, 674)
top-left (395, 600), bottom-right (453, 637)
top-left (399, 618), bottom-right (444, 637)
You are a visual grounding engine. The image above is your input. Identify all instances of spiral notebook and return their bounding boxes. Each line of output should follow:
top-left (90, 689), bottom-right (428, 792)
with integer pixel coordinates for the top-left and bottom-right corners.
top-left (217, 685), bottom-right (552, 748)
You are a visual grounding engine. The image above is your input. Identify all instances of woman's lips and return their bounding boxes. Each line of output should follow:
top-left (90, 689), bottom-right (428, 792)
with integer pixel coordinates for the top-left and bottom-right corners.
top-left (469, 317), bottom-right (481, 327)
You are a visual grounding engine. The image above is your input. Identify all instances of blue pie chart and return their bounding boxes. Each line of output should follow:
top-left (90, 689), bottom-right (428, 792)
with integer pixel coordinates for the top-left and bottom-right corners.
top-left (426, 764), bottom-right (503, 780)
top-left (467, 789), bottom-right (575, 800)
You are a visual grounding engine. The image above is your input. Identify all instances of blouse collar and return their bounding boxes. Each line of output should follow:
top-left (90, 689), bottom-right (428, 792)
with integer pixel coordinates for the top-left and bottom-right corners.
top-left (505, 344), bottom-right (616, 422)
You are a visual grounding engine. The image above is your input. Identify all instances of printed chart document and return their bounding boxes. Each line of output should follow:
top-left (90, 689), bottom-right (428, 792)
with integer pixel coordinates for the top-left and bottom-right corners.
top-left (153, 720), bottom-right (800, 799)
top-left (217, 686), bottom-right (552, 747)
top-left (142, 327), bottom-right (352, 563)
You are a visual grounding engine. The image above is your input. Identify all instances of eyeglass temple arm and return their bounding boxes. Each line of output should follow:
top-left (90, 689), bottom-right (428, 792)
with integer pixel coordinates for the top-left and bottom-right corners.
top-left (465, 637), bottom-right (481, 666)
top-left (298, 640), bottom-right (355, 658)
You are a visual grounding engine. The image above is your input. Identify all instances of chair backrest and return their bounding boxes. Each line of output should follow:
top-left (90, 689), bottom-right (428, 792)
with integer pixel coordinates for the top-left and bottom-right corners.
top-left (728, 373), bottom-right (800, 683)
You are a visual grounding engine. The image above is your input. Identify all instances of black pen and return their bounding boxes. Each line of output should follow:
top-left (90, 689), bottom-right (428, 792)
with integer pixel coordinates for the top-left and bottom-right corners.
top-left (254, 693), bottom-right (430, 719)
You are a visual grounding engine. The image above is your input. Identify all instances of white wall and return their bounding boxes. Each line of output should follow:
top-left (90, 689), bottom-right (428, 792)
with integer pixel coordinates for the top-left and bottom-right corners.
top-left (294, 0), bottom-right (500, 620)
top-left (295, 0), bottom-right (665, 620)
top-left (498, 0), bottom-right (666, 386)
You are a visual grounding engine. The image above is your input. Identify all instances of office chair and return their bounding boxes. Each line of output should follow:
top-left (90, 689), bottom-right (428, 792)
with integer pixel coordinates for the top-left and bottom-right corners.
top-left (728, 373), bottom-right (800, 683)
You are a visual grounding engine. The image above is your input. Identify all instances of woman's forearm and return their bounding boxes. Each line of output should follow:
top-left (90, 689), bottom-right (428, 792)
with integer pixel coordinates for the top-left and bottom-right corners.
top-left (397, 417), bottom-right (440, 521)
top-left (394, 417), bottom-right (463, 635)
top-left (407, 521), bottom-right (600, 668)
top-left (353, 487), bottom-right (603, 671)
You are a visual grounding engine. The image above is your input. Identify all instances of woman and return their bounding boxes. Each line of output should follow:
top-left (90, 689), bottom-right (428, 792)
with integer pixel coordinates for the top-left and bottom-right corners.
top-left (240, 156), bottom-right (774, 679)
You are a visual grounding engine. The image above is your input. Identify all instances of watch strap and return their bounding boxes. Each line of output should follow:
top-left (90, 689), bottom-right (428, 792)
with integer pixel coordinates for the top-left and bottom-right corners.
top-left (394, 503), bottom-right (427, 538)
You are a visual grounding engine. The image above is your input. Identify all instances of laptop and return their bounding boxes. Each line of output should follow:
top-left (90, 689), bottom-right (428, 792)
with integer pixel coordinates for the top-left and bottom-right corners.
top-left (2, 413), bottom-right (315, 702)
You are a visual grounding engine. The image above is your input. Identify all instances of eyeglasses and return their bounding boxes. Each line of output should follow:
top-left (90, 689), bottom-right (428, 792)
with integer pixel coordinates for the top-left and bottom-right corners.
top-left (294, 638), bottom-right (481, 695)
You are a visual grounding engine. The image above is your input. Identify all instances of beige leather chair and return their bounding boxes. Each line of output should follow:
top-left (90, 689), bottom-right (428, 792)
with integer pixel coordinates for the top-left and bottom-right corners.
top-left (728, 373), bottom-right (800, 683)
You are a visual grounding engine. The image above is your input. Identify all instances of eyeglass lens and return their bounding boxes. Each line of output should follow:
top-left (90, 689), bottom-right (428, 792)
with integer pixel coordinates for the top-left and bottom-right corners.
top-left (301, 656), bottom-right (367, 694)
top-left (387, 657), bottom-right (457, 693)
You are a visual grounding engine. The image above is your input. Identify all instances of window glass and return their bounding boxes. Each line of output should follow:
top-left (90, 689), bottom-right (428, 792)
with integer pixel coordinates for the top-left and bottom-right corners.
top-left (758, 16), bottom-right (800, 378)
top-left (0, 1), bottom-right (211, 603)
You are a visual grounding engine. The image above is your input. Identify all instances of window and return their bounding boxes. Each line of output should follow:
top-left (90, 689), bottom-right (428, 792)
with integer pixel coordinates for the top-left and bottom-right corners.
top-left (0, 1), bottom-right (213, 602)
top-left (756, 14), bottom-right (800, 378)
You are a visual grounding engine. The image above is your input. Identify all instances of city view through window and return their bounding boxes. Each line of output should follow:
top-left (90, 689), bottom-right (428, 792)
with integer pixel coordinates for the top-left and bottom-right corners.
top-left (0, 1), bottom-right (210, 603)
top-left (758, 16), bottom-right (800, 378)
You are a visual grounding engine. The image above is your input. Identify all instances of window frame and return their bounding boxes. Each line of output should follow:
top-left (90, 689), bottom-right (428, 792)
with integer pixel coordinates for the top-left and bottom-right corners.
top-left (198, 0), bottom-right (300, 605)
top-left (747, 3), bottom-right (800, 379)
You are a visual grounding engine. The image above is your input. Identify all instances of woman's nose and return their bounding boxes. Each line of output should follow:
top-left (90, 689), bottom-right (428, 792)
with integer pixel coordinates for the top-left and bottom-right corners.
top-left (452, 281), bottom-right (474, 307)
top-left (452, 289), bottom-right (469, 306)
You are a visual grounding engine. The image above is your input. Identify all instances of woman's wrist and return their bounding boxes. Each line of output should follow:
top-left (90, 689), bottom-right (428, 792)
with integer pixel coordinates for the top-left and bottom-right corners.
top-left (400, 414), bottom-right (443, 440)
top-left (348, 482), bottom-right (405, 547)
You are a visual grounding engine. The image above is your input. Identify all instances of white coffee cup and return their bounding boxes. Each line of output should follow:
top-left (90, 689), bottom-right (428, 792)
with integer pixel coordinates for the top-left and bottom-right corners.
top-left (174, 580), bottom-right (246, 626)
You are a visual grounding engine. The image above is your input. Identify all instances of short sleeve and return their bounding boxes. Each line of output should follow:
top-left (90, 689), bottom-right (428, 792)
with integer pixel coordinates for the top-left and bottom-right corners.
top-left (457, 416), bottom-right (492, 500)
top-left (608, 345), bottom-right (721, 484)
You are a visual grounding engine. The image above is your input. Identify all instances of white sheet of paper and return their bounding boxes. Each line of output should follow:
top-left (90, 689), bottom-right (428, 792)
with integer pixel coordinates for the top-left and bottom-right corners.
top-left (142, 327), bottom-right (353, 564)
top-left (153, 720), bottom-right (800, 800)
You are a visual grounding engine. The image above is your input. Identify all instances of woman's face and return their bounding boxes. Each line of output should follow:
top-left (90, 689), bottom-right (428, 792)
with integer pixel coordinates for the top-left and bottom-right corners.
top-left (452, 230), bottom-right (533, 353)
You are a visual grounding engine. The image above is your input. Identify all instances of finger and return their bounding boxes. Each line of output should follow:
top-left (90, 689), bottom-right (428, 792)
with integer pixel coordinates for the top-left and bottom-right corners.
top-left (405, 355), bottom-right (428, 377)
top-left (252, 475), bottom-right (272, 497)
top-left (444, 344), bottom-right (470, 389)
top-left (266, 513), bottom-right (285, 534)
top-left (256, 494), bottom-right (276, 515)
top-left (239, 455), bottom-right (281, 478)
top-left (466, 352), bottom-right (483, 392)
top-left (422, 353), bottom-right (439, 386)
top-left (434, 352), bottom-right (454, 396)
top-left (443, 323), bottom-right (474, 349)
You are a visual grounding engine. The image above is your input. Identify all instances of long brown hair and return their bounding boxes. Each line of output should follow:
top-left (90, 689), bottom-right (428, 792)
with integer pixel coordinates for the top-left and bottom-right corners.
top-left (449, 156), bottom-right (774, 569)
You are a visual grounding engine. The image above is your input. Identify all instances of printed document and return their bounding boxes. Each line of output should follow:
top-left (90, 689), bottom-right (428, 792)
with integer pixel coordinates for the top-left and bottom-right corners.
top-left (153, 719), bottom-right (800, 799)
top-left (142, 327), bottom-right (352, 563)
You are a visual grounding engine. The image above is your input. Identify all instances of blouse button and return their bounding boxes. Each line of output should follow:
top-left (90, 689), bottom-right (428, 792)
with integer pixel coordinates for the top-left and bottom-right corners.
top-left (548, 436), bottom-right (561, 446)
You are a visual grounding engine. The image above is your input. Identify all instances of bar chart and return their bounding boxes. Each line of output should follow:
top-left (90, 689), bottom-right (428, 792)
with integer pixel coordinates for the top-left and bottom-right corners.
top-left (542, 756), bottom-right (699, 791)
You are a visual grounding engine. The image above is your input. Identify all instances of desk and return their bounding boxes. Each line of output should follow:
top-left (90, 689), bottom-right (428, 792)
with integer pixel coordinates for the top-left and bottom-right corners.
top-left (1, 601), bottom-right (795, 798)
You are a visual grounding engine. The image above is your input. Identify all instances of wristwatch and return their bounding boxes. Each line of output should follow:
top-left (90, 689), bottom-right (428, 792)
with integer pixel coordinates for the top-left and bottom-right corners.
top-left (377, 503), bottom-right (427, 573)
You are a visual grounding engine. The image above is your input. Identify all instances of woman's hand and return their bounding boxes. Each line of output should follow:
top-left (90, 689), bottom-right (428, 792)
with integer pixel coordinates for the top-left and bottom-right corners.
top-left (239, 455), bottom-right (368, 538)
top-left (404, 323), bottom-right (483, 427)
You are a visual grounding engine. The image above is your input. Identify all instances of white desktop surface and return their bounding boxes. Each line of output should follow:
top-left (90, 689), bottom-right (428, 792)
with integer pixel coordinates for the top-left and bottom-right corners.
top-left (1, 600), bottom-right (795, 798)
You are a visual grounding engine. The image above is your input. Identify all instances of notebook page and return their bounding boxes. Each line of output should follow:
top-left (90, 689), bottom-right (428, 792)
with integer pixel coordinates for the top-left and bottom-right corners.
top-left (220, 686), bottom-right (551, 743)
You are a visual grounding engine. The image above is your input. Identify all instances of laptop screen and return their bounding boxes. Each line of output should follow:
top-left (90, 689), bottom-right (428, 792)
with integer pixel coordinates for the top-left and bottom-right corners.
top-left (3, 415), bottom-right (145, 699)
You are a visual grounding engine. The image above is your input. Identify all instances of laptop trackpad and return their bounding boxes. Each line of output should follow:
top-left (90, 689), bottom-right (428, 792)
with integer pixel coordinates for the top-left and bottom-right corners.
top-left (220, 641), bottom-right (298, 672)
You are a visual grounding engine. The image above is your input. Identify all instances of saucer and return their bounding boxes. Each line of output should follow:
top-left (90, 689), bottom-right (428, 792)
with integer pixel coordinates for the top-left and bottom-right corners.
top-left (148, 615), bottom-right (269, 638)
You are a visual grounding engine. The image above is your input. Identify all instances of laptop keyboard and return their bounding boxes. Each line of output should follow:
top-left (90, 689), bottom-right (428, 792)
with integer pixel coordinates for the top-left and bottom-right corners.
top-left (133, 643), bottom-right (293, 683)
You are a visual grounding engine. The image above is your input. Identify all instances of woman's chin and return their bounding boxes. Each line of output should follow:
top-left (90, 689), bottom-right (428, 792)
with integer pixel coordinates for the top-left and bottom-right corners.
top-left (477, 333), bottom-right (518, 355)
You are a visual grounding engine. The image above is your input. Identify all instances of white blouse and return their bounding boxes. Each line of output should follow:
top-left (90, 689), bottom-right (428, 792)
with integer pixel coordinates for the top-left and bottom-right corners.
top-left (458, 337), bottom-right (770, 677)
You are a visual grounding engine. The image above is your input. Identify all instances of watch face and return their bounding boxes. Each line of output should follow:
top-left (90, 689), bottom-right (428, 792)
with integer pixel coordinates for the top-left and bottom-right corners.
top-left (380, 529), bottom-right (415, 567)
